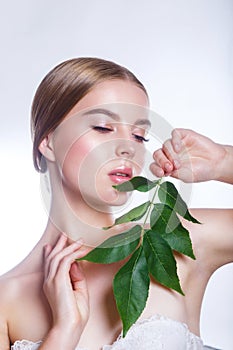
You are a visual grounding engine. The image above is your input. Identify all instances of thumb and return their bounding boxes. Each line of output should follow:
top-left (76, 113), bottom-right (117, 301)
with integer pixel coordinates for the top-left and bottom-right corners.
top-left (171, 128), bottom-right (186, 152)
top-left (70, 262), bottom-right (86, 290)
top-left (171, 128), bottom-right (195, 151)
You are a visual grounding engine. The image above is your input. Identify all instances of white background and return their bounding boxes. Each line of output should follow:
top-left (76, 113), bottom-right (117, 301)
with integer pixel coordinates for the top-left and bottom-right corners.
top-left (0, 1), bottom-right (232, 349)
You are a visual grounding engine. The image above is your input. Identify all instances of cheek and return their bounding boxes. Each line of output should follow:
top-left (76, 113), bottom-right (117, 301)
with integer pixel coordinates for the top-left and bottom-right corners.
top-left (133, 147), bottom-right (146, 175)
top-left (61, 138), bottom-right (95, 187)
top-left (71, 140), bottom-right (93, 161)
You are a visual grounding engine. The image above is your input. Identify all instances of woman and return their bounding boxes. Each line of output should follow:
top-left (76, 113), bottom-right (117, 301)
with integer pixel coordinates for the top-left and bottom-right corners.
top-left (0, 57), bottom-right (232, 350)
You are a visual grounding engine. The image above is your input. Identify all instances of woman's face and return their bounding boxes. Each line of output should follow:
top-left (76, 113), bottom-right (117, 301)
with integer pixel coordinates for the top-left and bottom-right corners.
top-left (51, 80), bottom-right (150, 211)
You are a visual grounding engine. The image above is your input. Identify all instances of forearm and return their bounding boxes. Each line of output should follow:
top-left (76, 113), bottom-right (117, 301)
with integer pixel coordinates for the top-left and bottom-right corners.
top-left (215, 145), bottom-right (233, 184)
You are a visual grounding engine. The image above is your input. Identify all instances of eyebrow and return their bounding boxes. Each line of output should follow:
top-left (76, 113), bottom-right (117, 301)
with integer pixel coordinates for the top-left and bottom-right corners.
top-left (82, 108), bottom-right (151, 127)
top-left (82, 108), bottom-right (120, 120)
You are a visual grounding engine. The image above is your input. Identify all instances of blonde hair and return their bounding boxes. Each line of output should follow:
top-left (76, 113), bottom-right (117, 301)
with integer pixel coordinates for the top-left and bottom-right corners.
top-left (31, 57), bottom-right (148, 172)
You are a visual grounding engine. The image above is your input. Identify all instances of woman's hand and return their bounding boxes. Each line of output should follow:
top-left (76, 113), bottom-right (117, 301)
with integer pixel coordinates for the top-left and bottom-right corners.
top-left (150, 128), bottom-right (231, 183)
top-left (42, 234), bottom-right (89, 347)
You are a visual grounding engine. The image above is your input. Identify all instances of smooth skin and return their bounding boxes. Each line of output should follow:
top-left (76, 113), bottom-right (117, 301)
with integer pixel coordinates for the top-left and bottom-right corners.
top-left (151, 128), bottom-right (233, 184)
top-left (0, 81), bottom-right (232, 350)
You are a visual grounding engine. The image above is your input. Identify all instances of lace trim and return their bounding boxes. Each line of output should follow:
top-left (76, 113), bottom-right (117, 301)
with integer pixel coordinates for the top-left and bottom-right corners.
top-left (11, 340), bottom-right (42, 350)
top-left (11, 340), bottom-right (86, 350)
top-left (132, 313), bottom-right (202, 340)
top-left (11, 314), bottom-right (203, 350)
top-left (103, 314), bottom-right (203, 350)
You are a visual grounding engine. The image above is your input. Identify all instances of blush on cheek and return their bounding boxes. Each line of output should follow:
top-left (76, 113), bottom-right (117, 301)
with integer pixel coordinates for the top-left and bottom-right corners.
top-left (63, 139), bottom-right (94, 173)
top-left (59, 141), bottom-right (91, 190)
top-left (71, 139), bottom-right (94, 160)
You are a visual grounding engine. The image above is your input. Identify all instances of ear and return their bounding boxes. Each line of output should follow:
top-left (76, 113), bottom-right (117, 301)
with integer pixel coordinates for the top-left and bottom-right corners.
top-left (38, 134), bottom-right (56, 163)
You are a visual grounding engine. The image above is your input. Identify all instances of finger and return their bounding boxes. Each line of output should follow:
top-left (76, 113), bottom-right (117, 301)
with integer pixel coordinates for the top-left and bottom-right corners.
top-left (171, 129), bottom-right (182, 152)
top-left (43, 235), bottom-right (68, 278)
top-left (50, 248), bottom-right (87, 293)
top-left (43, 244), bottom-right (53, 277)
top-left (152, 149), bottom-right (174, 170)
top-left (150, 163), bottom-right (165, 178)
top-left (70, 261), bottom-right (87, 291)
top-left (171, 128), bottom-right (195, 152)
top-left (45, 240), bottom-right (85, 281)
top-left (43, 244), bottom-right (52, 258)
top-left (70, 262), bottom-right (90, 323)
top-left (47, 234), bottom-right (69, 260)
top-left (162, 140), bottom-right (181, 170)
top-left (70, 261), bottom-right (89, 314)
top-left (70, 262), bottom-right (84, 283)
top-left (44, 235), bottom-right (82, 277)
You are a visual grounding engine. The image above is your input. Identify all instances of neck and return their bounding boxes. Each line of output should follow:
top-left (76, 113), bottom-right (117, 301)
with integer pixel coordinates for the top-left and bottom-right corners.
top-left (41, 168), bottom-right (123, 247)
top-left (48, 190), bottom-right (116, 247)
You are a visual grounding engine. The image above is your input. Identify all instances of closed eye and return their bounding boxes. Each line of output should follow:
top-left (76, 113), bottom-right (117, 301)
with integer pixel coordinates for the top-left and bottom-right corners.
top-left (92, 126), bottom-right (113, 133)
top-left (133, 134), bottom-right (150, 143)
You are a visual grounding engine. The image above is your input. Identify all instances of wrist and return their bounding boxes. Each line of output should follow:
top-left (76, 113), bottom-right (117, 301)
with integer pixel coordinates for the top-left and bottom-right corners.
top-left (215, 145), bottom-right (233, 184)
top-left (41, 323), bottom-right (83, 350)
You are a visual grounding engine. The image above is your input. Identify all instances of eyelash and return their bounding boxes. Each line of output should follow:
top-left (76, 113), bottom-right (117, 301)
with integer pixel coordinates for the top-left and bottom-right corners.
top-left (133, 134), bottom-right (149, 143)
top-left (92, 126), bottom-right (113, 133)
top-left (92, 126), bottom-right (149, 143)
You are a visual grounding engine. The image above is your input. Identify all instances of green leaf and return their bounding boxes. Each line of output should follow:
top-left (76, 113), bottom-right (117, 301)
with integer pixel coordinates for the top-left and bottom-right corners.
top-left (143, 229), bottom-right (184, 294)
top-left (150, 203), bottom-right (180, 231)
top-left (78, 225), bottom-right (142, 264)
top-left (113, 176), bottom-right (160, 192)
top-left (150, 204), bottom-right (195, 259)
top-left (79, 175), bottom-right (200, 336)
top-left (158, 181), bottom-right (201, 224)
top-left (113, 245), bottom-right (150, 337)
top-left (104, 201), bottom-right (151, 229)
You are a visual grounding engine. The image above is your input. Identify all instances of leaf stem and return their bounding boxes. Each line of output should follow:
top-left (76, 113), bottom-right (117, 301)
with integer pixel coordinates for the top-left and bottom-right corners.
top-left (140, 178), bottom-right (163, 237)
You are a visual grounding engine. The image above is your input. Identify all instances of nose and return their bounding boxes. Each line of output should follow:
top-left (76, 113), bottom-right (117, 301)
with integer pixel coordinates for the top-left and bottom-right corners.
top-left (115, 140), bottom-right (135, 159)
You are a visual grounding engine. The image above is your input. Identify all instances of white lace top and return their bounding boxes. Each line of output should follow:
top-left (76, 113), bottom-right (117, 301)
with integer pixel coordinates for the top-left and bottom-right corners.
top-left (11, 314), bottom-right (204, 349)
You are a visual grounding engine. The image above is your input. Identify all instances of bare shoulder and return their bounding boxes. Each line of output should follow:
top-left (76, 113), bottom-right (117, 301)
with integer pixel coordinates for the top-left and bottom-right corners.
top-left (0, 269), bottom-right (30, 302)
top-left (185, 208), bottom-right (233, 270)
top-left (0, 273), bottom-right (20, 350)
top-left (0, 270), bottom-right (43, 349)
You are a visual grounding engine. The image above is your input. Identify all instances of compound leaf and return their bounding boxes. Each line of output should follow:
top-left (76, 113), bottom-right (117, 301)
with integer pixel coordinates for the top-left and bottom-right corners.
top-left (80, 177), bottom-right (201, 336)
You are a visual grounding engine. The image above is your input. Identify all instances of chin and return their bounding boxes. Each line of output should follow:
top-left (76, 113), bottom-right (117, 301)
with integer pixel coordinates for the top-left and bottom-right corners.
top-left (98, 189), bottom-right (130, 207)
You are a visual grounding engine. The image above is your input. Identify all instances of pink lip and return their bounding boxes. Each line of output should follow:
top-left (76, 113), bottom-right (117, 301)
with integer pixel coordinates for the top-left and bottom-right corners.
top-left (108, 167), bottom-right (133, 184)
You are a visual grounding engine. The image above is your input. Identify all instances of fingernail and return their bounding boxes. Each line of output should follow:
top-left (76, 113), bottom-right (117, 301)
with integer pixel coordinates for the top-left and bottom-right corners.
top-left (173, 159), bottom-right (180, 169)
top-left (164, 162), bottom-right (172, 172)
top-left (174, 143), bottom-right (181, 152)
top-left (75, 238), bottom-right (84, 245)
top-left (158, 169), bottom-right (164, 177)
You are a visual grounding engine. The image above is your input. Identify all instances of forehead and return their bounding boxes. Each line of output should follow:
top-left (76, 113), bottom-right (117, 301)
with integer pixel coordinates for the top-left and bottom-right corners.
top-left (66, 80), bottom-right (149, 118)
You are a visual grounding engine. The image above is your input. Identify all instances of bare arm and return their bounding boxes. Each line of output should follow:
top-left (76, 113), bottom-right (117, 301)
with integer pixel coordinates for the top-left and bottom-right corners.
top-left (216, 145), bottom-right (233, 184)
top-left (0, 315), bottom-right (10, 350)
top-left (150, 128), bottom-right (233, 269)
top-left (189, 208), bottom-right (233, 270)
